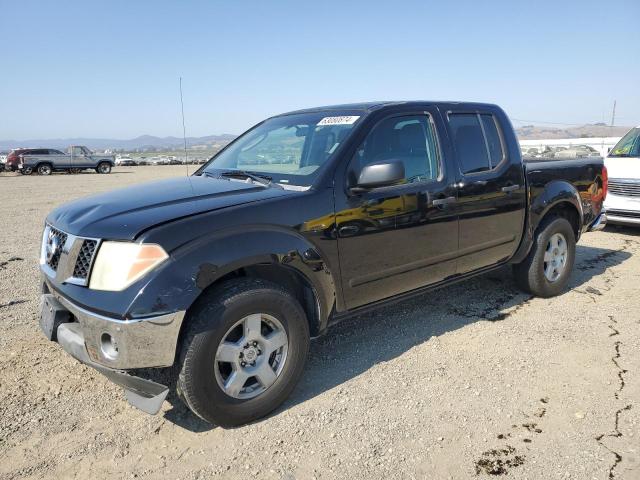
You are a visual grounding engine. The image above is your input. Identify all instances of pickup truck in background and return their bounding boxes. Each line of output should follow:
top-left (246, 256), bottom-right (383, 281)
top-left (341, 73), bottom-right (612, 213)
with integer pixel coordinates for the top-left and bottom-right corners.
top-left (20, 146), bottom-right (115, 175)
top-left (38, 101), bottom-right (607, 427)
top-left (604, 126), bottom-right (640, 226)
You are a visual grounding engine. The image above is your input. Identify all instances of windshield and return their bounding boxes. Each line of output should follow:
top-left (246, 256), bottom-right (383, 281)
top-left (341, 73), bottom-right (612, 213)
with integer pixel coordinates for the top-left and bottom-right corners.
top-left (610, 128), bottom-right (640, 157)
top-left (201, 111), bottom-right (363, 186)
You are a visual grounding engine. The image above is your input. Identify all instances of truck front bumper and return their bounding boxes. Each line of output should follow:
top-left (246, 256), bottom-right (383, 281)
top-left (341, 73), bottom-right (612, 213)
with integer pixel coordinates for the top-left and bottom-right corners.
top-left (604, 194), bottom-right (640, 226)
top-left (40, 291), bottom-right (185, 414)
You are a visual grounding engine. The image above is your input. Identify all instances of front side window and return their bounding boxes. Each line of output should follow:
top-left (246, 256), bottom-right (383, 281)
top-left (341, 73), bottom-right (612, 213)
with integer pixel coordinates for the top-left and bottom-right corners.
top-left (610, 128), bottom-right (640, 157)
top-left (72, 147), bottom-right (84, 156)
top-left (203, 111), bottom-right (362, 186)
top-left (351, 115), bottom-right (440, 184)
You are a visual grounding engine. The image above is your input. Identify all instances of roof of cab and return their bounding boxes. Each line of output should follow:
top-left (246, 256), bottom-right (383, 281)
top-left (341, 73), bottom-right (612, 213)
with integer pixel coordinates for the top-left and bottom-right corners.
top-left (279, 100), bottom-right (501, 116)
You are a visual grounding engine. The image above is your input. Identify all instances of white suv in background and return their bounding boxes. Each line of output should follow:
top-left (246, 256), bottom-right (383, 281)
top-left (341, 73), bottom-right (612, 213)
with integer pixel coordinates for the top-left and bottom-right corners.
top-left (605, 126), bottom-right (640, 226)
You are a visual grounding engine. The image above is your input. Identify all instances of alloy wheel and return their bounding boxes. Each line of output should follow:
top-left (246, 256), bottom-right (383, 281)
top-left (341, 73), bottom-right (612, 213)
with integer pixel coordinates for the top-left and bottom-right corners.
top-left (214, 313), bottom-right (288, 399)
top-left (543, 232), bottom-right (567, 282)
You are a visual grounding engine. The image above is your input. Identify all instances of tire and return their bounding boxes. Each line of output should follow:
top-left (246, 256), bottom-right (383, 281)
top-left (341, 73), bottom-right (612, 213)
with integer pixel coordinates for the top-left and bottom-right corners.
top-left (177, 278), bottom-right (310, 427)
top-left (96, 162), bottom-right (112, 174)
top-left (513, 215), bottom-right (576, 298)
top-left (20, 167), bottom-right (33, 175)
top-left (37, 163), bottom-right (52, 175)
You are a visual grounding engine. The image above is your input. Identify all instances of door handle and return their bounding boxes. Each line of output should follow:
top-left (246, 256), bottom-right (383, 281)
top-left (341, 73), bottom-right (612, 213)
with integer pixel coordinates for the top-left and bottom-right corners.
top-left (432, 196), bottom-right (456, 207)
top-left (501, 184), bottom-right (520, 193)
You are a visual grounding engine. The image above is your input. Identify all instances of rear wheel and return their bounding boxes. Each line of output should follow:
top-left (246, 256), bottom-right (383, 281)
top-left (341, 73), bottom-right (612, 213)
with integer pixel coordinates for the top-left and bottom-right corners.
top-left (513, 216), bottom-right (576, 297)
top-left (37, 163), bottom-right (52, 175)
top-left (20, 167), bottom-right (33, 175)
top-left (96, 162), bottom-right (111, 174)
top-left (177, 278), bottom-right (310, 427)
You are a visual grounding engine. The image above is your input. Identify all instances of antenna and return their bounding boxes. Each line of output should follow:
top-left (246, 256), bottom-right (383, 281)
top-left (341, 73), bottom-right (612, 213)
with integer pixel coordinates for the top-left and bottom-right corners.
top-left (179, 77), bottom-right (189, 176)
top-left (610, 100), bottom-right (616, 126)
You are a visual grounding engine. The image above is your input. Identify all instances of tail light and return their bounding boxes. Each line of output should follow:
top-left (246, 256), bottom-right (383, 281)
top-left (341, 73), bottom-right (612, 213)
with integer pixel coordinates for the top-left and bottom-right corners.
top-left (602, 165), bottom-right (608, 201)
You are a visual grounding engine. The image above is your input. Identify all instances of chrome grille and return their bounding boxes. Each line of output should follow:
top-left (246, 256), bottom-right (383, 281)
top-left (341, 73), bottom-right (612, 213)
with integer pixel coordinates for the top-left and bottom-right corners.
top-left (608, 179), bottom-right (640, 197)
top-left (72, 240), bottom-right (98, 279)
top-left (46, 226), bottom-right (68, 271)
top-left (41, 225), bottom-right (100, 286)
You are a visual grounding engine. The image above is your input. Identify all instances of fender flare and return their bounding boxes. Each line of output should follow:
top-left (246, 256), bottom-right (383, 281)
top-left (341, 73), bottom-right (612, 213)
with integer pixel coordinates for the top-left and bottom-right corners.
top-left (511, 180), bottom-right (583, 264)
top-left (530, 180), bottom-right (583, 231)
top-left (127, 226), bottom-right (337, 333)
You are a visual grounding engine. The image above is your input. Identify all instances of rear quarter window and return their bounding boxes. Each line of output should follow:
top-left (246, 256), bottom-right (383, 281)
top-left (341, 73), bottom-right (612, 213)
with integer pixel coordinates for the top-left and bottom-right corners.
top-left (480, 114), bottom-right (505, 168)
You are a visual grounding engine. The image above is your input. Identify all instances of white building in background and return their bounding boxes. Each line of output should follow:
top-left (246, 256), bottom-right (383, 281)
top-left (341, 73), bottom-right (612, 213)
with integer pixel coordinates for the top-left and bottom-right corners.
top-left (519, 137), bottom-right (622, 158)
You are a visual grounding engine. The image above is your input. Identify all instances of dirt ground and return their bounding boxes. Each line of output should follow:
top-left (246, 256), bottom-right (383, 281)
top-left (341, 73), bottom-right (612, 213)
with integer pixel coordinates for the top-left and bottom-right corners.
top-left (0, 166), bottom-right (638, 480)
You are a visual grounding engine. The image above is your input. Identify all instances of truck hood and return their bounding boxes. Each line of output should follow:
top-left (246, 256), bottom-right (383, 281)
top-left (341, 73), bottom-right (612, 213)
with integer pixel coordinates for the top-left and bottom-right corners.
top-left (47, 176), bottom-right (294, 240)
top-left (605, 156), bottom-right (640, 180)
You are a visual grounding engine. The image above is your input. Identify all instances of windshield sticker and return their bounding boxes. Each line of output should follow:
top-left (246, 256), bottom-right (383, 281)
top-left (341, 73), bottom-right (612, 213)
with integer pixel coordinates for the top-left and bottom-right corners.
top-left (317, 116), bottom-right (360, 126)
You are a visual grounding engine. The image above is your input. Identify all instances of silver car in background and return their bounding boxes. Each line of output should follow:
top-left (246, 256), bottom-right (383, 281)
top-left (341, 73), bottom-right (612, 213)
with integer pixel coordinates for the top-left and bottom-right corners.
top-left (19, 146), bottom-right (115, 175)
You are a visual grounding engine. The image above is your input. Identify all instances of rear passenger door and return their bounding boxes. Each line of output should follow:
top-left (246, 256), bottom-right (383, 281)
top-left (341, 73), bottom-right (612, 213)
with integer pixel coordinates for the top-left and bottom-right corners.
top-left (446, 109), bottom-right (526, 273)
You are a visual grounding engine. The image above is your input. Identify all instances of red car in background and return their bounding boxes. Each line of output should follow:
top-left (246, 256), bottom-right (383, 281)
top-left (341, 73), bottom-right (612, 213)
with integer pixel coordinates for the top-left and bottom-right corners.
top-left (4, 148), bottom-right (64, 172)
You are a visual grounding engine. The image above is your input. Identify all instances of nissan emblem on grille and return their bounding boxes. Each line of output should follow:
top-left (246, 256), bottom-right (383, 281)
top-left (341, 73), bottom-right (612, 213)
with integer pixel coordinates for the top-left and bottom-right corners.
top-left (46, 227), bottom-right (68, 271)
top-left (42, 225), bottom-right (99, 285)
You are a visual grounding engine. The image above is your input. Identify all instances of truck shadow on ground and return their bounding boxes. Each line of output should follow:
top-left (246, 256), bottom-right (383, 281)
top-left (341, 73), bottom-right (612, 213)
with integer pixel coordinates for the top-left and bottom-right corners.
top-left (159, 243), bottom-right (632, 432)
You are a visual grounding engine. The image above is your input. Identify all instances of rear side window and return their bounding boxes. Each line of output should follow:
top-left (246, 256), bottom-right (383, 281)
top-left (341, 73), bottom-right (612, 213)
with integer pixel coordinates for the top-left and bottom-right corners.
top-left (480, 114), bottom-right (504, 168)
top-left (449, 113), bottom-right (505, 174)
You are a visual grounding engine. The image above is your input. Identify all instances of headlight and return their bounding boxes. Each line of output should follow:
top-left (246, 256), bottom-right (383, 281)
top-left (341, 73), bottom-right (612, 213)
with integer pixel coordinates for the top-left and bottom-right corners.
top-left (89, 242), bottom-right (169, 291)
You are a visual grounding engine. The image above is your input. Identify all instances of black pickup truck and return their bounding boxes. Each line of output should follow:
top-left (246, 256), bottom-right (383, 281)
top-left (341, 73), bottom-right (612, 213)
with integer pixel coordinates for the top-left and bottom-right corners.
top-left (39, 101), bottom-right (607, 426)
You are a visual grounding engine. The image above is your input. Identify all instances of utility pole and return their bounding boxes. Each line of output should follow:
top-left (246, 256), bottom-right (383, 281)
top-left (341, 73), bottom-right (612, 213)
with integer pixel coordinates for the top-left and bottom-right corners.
top-left (611, 100), bottom-right (616, 126)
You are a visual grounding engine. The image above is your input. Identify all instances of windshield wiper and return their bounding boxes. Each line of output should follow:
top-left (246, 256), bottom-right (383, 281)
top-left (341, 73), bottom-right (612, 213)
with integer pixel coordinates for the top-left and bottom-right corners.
top-left (204, 170), bottom-right (282, 188)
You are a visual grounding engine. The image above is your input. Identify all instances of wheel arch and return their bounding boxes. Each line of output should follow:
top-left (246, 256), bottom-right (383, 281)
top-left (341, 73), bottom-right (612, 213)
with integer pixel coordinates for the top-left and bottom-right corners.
top-left (530, 180), bottom-right (583, 237)
top-left (510, 180), bottom-right (582, 264)
top-left (128, 227), bottom-right (338, 361)
top-left (191, 262), bottom-right (323, 336)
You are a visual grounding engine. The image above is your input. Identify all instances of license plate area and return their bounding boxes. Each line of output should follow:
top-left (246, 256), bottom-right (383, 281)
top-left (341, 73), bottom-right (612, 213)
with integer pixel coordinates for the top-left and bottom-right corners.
top-left (40, 294), bottom-right (71, 341)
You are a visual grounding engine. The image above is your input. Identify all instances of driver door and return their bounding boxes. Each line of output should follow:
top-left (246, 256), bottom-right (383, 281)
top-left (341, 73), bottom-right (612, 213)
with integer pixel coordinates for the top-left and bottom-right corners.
top-left (335, 109), bottom-right (459, 309)
top-left (71, 146), bottom-right (88, 168)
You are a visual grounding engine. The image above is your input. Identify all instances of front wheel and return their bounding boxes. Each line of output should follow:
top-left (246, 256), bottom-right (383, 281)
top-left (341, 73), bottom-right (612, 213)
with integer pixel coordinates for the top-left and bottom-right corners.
top-left (37, 163), bottom-right (52, 175)
top-left (513, 216), bottom-right (576, 297)
top-left (177, 278), bottom-right (310, 427)
top-left (96, 162), bottom-right (112, 174)
top-left (20, 167), bottom-right (33, 175)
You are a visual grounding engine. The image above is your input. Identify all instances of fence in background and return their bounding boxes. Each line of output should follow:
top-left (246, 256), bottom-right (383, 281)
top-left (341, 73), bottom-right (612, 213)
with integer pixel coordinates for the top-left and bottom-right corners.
top-left (519, 137), bottom-right (621, 159)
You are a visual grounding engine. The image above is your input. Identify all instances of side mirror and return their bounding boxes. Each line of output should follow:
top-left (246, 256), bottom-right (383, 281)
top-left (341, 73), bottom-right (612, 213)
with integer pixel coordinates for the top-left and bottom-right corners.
top-left (351, 161), bottom-right (405, 193)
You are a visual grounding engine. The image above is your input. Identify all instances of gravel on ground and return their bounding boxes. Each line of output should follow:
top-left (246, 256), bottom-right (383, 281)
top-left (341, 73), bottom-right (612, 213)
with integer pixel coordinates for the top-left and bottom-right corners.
top-left (1, 166), bottom-right (638, 479)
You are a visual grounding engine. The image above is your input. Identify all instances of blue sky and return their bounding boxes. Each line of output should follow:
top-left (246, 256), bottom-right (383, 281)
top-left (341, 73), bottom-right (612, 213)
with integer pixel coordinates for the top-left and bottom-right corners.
top-left (1, 0), bottom-right (638, 139)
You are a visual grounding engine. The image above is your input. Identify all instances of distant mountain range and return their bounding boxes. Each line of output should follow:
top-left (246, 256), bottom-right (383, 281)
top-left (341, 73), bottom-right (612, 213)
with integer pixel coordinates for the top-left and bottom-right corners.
top-left (1, 124), bottom-right (634, 151)
top-left (515, 124), bottom-right (632, 140)
top-left (0, 134), bottom-right (237, 151)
